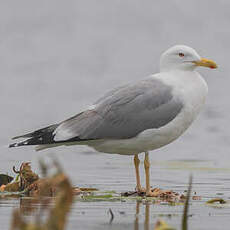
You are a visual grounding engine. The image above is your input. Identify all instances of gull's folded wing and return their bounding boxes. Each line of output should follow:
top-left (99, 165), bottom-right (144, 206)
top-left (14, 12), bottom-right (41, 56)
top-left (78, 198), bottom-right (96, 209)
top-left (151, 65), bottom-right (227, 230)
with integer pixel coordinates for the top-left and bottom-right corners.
top-left (10, 77), bottom-right (183, 148)
top-left (54, 77), bottom-right (183, 141)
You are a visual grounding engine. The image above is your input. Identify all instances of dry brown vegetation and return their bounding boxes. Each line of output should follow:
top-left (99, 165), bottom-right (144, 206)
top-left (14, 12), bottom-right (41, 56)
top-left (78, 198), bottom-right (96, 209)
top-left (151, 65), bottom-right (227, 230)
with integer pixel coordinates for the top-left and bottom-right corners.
top-left (7, 160), bottom-right (74, 230)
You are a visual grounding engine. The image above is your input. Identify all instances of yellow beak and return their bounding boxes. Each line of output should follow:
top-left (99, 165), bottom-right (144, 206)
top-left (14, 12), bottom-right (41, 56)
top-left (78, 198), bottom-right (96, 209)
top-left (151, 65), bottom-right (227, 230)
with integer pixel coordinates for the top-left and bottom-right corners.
top-left (193, 58), bottom-right (217, 69)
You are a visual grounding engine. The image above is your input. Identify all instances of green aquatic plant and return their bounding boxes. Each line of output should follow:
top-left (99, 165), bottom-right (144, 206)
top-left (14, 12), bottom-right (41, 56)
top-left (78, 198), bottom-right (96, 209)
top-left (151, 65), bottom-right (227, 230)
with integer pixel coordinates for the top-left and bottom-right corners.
top-left (182, 175), bottom-right (192, 230)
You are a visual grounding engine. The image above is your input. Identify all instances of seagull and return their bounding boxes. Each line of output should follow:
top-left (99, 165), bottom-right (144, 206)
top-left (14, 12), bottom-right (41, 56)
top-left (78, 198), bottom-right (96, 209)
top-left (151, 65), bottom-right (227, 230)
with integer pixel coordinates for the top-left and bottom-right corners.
top-left (9, 45), bottom-right (217, 196)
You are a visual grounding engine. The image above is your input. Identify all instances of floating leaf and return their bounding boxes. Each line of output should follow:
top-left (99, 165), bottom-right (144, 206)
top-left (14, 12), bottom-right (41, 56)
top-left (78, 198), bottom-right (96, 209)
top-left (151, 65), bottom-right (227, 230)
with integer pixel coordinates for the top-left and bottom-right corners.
top-left (206, 198), bottom-right (227, 204)
top-left (79, 187), bottom-right (98, 192)
top-left (154, 219), bottom-right (175, 230)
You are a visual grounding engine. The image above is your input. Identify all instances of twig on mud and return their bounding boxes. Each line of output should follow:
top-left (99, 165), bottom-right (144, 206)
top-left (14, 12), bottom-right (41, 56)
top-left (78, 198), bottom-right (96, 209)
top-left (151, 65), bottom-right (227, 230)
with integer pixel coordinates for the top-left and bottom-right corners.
top-left (13, 166), bottom-right (20, 174)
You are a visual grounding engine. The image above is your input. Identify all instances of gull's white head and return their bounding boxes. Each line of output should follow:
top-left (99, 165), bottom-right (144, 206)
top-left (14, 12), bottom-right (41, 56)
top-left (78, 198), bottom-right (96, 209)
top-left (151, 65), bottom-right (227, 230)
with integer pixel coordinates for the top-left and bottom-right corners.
top-left (160, 45), bottom-right (217, 72)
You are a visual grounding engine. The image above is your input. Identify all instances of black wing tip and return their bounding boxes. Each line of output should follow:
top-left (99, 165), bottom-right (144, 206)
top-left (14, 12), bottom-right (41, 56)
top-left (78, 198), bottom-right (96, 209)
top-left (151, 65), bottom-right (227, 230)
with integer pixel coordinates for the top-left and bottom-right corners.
top-left (11, 135), bottom-right (26, 140)
top-left (9, 124), bottom-right (60, 147)
top-left (9, 143), bottom-right (17, 148)
top-left (9, 143), bottom-right (14, 148)
top-left (11, 124), bottom-right (59, 141)
top-left (9, 140), bottom-right (29, 148)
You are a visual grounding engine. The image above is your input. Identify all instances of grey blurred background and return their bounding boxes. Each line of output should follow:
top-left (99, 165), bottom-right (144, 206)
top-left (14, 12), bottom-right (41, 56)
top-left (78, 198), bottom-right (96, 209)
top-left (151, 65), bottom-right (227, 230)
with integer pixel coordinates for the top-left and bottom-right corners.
top-left (0, 0), bottom-right (229, 175)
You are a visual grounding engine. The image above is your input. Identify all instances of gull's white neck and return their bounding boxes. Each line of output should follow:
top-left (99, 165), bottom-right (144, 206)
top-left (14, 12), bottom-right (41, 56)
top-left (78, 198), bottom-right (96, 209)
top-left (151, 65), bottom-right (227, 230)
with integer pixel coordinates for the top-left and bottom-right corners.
top-left (157, 69), bottom-right (208, 97)
top-left (156, 69), bottom-right (208, 124)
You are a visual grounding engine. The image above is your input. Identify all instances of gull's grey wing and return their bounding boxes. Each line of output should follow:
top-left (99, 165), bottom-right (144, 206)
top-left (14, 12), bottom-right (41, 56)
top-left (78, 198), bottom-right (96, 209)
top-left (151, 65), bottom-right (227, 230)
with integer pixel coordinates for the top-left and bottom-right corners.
top-left (53, 77), bottom-right (183, 141)
top-left (94, 84), bottom-right (129, 105)
top-left (9, 77), bottom-right (184, 148)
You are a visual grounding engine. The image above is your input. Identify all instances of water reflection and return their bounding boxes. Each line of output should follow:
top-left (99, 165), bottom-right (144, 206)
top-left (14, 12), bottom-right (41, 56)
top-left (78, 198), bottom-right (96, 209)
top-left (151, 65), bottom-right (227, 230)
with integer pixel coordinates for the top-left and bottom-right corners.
top-left (134, 201), bottom-right (151, 230)
top-left (134, 201), bottom-right (140, 230)
top-left (19, 196), bottom-right (53, 216)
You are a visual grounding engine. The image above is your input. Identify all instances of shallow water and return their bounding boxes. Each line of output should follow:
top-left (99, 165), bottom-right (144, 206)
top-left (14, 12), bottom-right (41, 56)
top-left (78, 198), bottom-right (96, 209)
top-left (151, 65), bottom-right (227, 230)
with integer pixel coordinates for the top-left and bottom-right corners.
top-left (1, 158), bottom-right (230, 230)
top-left (1, 0), bottom-right (230, 229)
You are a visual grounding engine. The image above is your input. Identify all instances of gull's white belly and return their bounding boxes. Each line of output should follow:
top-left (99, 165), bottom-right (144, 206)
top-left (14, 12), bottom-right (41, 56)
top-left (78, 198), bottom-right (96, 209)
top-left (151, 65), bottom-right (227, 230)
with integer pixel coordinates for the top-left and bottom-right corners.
top-left (89, 71), bottom-right (208, 155)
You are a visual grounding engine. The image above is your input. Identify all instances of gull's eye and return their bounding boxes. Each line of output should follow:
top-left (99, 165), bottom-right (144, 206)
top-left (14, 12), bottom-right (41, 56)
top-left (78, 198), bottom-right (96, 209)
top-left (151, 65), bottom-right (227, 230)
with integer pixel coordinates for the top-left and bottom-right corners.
top-left (179, 52), bottom-right (185, 57)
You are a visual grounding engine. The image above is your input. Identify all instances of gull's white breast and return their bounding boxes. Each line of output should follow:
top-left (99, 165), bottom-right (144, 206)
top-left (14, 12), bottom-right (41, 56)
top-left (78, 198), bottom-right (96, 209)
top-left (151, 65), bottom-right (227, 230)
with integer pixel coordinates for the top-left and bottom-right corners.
top-left (89, 70), bottom-right (208, 155)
